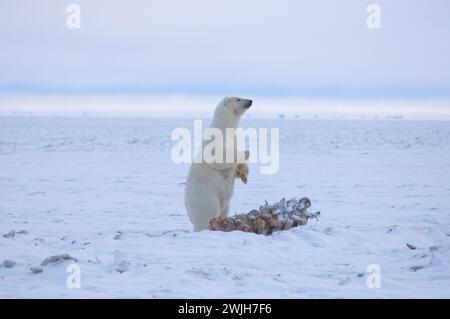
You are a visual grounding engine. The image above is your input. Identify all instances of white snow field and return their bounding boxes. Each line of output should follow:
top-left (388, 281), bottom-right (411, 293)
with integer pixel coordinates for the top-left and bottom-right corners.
top-left (1, 116), bottom-right (450, 298)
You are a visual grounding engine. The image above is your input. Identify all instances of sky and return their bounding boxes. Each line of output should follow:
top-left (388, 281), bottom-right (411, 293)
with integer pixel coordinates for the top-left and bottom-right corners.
top-left (1, 0), bottom-right (450, 99)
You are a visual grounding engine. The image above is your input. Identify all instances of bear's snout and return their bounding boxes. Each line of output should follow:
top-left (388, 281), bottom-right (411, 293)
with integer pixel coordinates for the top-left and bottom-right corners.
top-left (243, 100), bottom-right (252, 108)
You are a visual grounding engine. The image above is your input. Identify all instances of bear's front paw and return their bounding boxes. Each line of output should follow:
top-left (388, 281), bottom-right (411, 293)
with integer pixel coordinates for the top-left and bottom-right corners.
top-left (235, 163), bottom-right (249, 184)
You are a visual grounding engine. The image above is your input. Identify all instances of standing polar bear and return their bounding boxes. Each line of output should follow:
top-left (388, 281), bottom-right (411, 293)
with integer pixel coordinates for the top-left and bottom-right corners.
top-left (185, 97), bottom-right (252, 231)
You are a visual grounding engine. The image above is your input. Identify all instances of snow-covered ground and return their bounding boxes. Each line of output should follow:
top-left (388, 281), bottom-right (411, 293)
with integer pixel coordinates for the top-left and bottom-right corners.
top-left (1, 116), bottom-right (450, 298)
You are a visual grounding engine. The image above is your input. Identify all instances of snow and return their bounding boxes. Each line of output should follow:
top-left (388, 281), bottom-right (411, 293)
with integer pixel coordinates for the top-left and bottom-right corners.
top-left (1, 116), bottom-right (450, 298)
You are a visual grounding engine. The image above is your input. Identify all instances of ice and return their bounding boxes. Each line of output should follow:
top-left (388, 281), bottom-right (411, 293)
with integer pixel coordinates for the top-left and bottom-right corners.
top-left (0, 116), bottom-right (449, 298)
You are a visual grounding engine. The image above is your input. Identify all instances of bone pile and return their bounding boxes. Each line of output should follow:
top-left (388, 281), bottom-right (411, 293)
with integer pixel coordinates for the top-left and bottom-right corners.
top-left (209, 197), bottom-right (320, 235)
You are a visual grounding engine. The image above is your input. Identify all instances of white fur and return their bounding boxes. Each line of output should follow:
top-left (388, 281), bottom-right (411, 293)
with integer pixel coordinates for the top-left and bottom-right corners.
top-left (185, 97), bottom-right (252, 231)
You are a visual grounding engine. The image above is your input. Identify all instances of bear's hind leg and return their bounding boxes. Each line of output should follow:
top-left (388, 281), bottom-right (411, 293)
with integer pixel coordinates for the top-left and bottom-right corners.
top-left (191, 196), bottom-right (221, 231)
top-left (220, 204), bottom-right (230, 218)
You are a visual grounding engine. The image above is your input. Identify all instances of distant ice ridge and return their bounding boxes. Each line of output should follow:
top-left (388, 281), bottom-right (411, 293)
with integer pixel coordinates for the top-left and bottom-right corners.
top-left (1, 96), bottom-right (450, 120)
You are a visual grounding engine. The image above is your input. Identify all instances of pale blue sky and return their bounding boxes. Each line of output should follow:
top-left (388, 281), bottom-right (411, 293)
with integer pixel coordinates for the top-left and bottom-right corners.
top-left (1, 0), bottom-right (450, 98)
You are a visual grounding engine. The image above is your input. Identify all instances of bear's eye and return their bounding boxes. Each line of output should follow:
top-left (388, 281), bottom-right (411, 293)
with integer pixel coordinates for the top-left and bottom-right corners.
top-left (237, 99), bottom-right (241, 102)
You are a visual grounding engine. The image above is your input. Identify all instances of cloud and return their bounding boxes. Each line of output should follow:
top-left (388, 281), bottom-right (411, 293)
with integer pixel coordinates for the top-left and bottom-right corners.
top-left (1, 0), bottom-right (450, 97)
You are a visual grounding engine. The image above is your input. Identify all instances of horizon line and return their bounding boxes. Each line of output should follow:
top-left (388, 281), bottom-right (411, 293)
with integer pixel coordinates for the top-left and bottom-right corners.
top-left (2, 84), bottom-right (450, 100)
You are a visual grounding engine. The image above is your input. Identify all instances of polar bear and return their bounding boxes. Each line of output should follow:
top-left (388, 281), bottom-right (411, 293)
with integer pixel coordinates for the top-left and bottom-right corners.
top-left (185, 97), bottom-right (252, 231)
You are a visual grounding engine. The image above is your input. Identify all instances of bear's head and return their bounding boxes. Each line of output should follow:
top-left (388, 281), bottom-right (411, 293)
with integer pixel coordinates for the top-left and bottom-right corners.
top-left (212, 97), bottom-right (252, 128)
